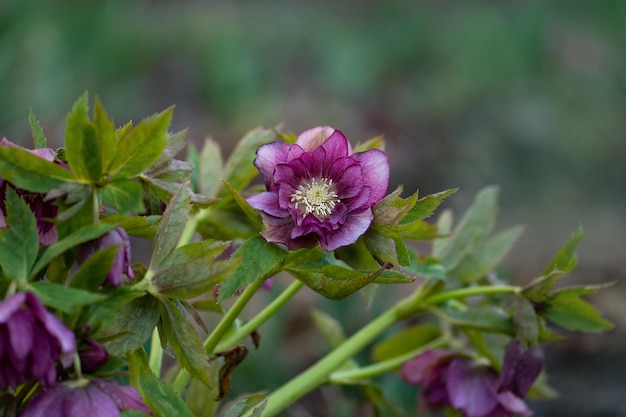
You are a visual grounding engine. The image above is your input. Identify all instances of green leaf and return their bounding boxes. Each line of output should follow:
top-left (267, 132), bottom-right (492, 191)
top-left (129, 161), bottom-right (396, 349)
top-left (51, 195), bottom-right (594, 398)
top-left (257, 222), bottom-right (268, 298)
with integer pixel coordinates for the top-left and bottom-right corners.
top-left (100, 179), bottom-right (145, 215)
top-left (161, 239), bottom-right (231, 267)
top-left (0, 188), bottom-right (39, 281)
top-left (433, 305), bottom-right (514, 335)
top-left (31, 222), bottom-right (117, 277)
top-left (217, 235), bottom-right (287, 301)
top-left (513, 296), bottom-right (539, 346)
top-left (150, 184), bottom-right (190, 268)
top-left (103, 214), bottom-right (160, 240)
top-left (70, 245), bottom-right (119, 291)
top-left (447, 226), bottom-right (524, 284)
top-left (65, 92), bottom-right (101, 181)
top-left (82, 287), bottom-right (145, 336)
top-left (372, 186), bottom-right (417, 227)
top-left (353, 135), bottom-right (384, 153)
top-left (372, 325), bottom-right (441, 362)
top-left (154, 257), bottom-right (240, 300)
top-left (400, 188), bottom-right (458, 224)
top-left (28, 281), bottom-right (106, 314)
top-left (223, 394), bottom-right (268, 417)
top-left (288, 264), bottom-right (386, 300)
top-left (398, 220), bottom-right (439, 240)
top-left (222, 179), bottom-right (262, 230)
top-left (109, 107), bottom-right (173, 179)
top-left (434, 186), bottom-right (499, 271)
top-left (364, 229), bottom-right (399, 268)
top-left (432, 209), bottom-right (453, 258)
top-left (29, 109), bottom-right (46, 148)
top-left (0, 142), bottom-right (74, 193)
top-left (93, 98), bottom-right (118, 175)
top-left (542, 226), bottom-right (583, 276)
top-left (155, 129), bottom-right (188, 167)
top-left (121, 411), bottom-right (151, 417)
top-left (195, 139), bottom-right (224, 197)
top-left (134, 355), bottom-right (196, 417)
top-left (103, 295), bottom-right (161, 356)
top-left (158, 298), bottom-right (213, 387)
top-left (404, 250), bottom-right (446, 280)
top-left (545, 286), bottom-right (614, 332)
top-left (220, 128), bottom-right (276, 194)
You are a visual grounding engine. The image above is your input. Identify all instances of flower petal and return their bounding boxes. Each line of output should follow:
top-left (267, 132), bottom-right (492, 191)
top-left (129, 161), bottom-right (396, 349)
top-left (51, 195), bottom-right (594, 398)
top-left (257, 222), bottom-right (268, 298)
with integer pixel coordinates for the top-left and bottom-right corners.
top-left (496, 391), bottom-right (533, 417)
top-left (254, 142), bottom-right (290, 190)
top-left (401, 349), bottom-right (453, 385)
top-left (320, 129), bottom-right (352, 160)
top-left (447, 359), bottom-right (499, 417)
top-left (320, 208), bottom-right (373, 251)
top-left (352, 149), bottom-right (389, 204)
top-left (259, 212), bottom-right (315, 250)
top-left (247, 192), bottom-right (289, 218)
top-left (296, 126), bottom-right (335, 151)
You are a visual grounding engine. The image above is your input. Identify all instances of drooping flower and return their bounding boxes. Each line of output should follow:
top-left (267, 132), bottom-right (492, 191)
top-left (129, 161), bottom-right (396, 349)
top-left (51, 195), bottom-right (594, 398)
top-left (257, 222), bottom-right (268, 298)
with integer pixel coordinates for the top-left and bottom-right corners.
top-left (401, 341), bottom-right (543, 417)
top-left (21, 378), bottom-right (152, 417)
top-left (0, 292), bottom-right (76, 390)
top-left (75, 227), bottom-right (135, 287)
top-left (78, 338), bottom-right (109, 374)
top-left (0, 138), bottom-right (66, 245)
top-left (248, 126), bottom-right (390, 251)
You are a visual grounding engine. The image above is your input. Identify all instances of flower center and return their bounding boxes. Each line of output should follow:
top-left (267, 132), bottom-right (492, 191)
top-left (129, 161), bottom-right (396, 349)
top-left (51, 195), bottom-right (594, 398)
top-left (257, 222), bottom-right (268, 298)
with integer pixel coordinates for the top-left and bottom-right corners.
top-left (291, 178), bottom-right (340, 218)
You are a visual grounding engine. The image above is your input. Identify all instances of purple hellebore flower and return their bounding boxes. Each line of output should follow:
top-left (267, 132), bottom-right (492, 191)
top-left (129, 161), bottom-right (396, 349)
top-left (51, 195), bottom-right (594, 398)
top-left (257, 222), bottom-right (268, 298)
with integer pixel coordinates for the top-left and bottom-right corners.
top-left (248, 126), bottom-right (390, 251)
top-left (0, 292), bottom-right (76, 390)
top-left (75, 227), bottom-right (135, 287)
top-left (0, 138), bottom-right (65, 246)
top-left (401, 340), bottom-right (544, 417)
top-left (21, 378), bottom-right (152, 417)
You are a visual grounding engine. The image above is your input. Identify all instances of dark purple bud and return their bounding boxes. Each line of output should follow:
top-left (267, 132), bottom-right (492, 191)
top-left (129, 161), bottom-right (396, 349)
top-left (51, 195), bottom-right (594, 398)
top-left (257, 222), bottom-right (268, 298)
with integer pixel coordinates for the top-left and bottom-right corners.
top-left (75, 227), bottom-right (135, 287)
top-left (0, 292), bottom-right (76, 390)
top-left (20, 378), bottom-right (152, 417)
top-left (78, 339), bottom-right (109, 373)
top-left (498, 339), bottom-right (544, 397)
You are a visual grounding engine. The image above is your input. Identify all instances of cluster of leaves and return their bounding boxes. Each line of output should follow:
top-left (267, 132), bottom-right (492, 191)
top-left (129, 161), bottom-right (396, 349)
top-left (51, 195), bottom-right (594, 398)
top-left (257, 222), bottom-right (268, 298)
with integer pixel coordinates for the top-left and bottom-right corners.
top-left (0, 94), bottom-right (614, 417)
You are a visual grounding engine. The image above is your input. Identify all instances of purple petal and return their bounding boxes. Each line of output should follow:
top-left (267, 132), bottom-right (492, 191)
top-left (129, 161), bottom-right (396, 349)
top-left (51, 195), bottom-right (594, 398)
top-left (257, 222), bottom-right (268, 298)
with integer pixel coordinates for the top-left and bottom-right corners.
top-left (352, 149), bottom-right (390, 204)
top-left (295, 126), bottom-right (336, 151)
top-left (320, 129), bottom-right (352, 160)
top-left (92, 379), bottom-right (152, 413)
top-left (320, 208), bottom-right (373, 251)
top-left (499, 340), bottom-right (543, 397)
top-left (254, 142), bottom-right (291, 190)
top-left (332, 162), bottom-right (364, 199)
top-left (7, 309), bottom-right (34, 360)
top-left (447, 358), bottom-right (499, 417)
top-left (0, 292), bottom-right (26, 322)
top-left (21, 385), bottom-right (70, 417)
top-left (259, 212), bottom-right (315, 250)
top-left (300, 147), bottom-right (327, 179)
top-left (401, 349), bottom-right (453, 385)
top-left (496, 391), bottom-right (533, 416)
top-left (247, 192), bottom-right (289, 218)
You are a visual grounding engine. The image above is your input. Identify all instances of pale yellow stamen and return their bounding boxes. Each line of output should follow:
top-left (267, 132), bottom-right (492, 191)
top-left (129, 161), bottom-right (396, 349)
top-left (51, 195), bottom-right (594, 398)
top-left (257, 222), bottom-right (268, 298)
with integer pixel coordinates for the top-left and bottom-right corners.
top-left (291, 178), bottom-right (340, 219)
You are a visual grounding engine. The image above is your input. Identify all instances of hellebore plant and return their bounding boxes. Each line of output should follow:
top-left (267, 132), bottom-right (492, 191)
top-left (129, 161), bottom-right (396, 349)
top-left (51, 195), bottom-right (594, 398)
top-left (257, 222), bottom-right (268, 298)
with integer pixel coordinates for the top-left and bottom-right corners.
top-left (0, 95), bottom-right (613, 417)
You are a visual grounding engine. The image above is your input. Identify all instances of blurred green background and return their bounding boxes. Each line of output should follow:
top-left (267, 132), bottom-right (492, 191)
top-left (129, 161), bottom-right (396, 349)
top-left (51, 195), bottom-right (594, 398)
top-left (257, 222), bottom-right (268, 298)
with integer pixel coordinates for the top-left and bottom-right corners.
top-left (1, 0), bottom-right (624, 416)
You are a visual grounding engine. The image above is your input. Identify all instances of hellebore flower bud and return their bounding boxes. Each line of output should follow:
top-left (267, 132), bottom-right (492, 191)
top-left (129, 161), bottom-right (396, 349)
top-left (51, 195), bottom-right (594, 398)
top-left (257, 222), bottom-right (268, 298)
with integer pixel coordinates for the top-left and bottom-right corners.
top-left (75, 227), bottom-right (135, 287)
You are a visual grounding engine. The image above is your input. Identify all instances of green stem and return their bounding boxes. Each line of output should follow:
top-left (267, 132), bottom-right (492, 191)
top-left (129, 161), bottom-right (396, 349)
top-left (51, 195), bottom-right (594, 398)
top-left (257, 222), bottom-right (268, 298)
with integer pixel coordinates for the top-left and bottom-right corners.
top-left (423, 285), bottom-right (520, 306)
top-left (176, 208), bottom-right (210, 249)
top-left (261, 294), bottom-right (416, 417)
top-left (92, 188), bottom-right (100, 223)
top-left (149, 327), bottom-right (163, 377)
top-left (328, 336), bottom-right (449, 384)
top-left (215, 280), bottom-right (304, 352)
top-left (171, 276), bottom-right (268, 395)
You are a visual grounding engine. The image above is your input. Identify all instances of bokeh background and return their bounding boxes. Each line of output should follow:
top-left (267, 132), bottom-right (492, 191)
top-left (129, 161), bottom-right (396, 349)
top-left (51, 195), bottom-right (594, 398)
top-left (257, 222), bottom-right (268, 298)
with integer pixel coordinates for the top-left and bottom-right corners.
top-left (2, 1), bottom-right (624, 416)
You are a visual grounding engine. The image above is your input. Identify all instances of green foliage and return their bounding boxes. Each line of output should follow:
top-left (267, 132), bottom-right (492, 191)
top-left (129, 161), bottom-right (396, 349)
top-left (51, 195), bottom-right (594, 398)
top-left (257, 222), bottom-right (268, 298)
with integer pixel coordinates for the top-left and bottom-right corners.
top-left (28, 281), bottom-right (107, 314)
top-left (217, 235), bottom-right (287, 301)
top-left (223, 394), bottom-right (268, 417)
top-left (372, 326), bottom-right (441, 362)
top-left (0, 188), bottom-right (38, 282)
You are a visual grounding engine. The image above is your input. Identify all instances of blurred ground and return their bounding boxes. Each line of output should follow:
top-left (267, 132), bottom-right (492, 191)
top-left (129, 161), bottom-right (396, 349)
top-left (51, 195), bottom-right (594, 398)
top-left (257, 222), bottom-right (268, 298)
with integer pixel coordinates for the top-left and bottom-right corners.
top-left (1, 1), bottom-right (624, 415)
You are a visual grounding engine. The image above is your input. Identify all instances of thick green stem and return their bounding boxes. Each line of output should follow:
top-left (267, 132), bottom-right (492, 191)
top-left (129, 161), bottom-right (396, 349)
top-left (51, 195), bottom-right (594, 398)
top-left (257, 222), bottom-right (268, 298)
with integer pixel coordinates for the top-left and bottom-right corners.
top-left (328, 336), bottom-right (448, 384)
top-left (423, 285), bottom-right (520, 306)
top-left (261, 295), bottom-right (415, 417)
top-left (215, 279), bottom-right (304, 352)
